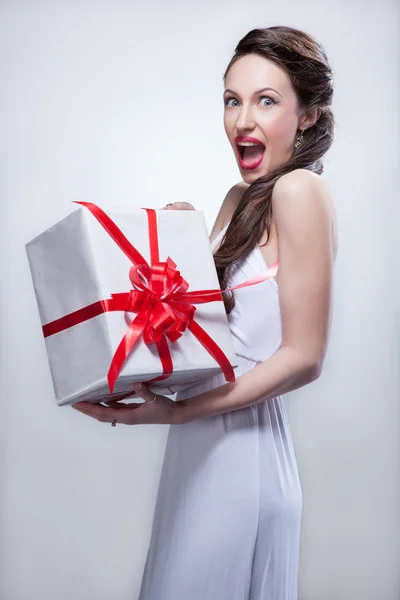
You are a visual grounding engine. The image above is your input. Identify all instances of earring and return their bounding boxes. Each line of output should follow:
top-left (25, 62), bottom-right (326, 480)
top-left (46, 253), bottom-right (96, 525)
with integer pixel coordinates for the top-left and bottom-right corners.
top-left (294, 130), bottom-right (304, 148)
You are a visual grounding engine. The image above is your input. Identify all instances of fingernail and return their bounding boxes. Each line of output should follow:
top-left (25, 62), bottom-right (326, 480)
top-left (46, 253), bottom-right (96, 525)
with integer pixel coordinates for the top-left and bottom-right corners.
top-left (133, 383), bottom-right (143, 391)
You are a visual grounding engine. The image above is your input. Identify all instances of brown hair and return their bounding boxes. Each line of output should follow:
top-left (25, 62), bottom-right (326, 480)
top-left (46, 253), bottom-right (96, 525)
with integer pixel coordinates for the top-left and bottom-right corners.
top-left (214, 25), bottom-right (335, 313)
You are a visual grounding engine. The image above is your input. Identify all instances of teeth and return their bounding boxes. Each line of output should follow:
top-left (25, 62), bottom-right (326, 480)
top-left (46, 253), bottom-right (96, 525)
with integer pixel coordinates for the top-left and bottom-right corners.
top-left (237, 142), bottom-right (264, 146)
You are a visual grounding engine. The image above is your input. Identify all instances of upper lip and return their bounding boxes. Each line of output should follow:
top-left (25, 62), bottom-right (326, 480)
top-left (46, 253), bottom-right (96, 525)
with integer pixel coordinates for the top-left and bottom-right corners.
top-left (235, 136), bottom-right (265, 146)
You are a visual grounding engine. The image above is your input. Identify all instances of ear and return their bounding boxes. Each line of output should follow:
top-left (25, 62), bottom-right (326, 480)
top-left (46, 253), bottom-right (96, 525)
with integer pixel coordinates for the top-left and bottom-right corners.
top-left (299, 107), bottom-right (322, 131)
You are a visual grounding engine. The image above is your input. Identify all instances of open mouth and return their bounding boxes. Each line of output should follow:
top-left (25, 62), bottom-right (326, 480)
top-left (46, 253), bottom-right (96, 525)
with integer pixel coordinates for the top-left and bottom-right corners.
top-left (237, 143), bottom-right (266, 162)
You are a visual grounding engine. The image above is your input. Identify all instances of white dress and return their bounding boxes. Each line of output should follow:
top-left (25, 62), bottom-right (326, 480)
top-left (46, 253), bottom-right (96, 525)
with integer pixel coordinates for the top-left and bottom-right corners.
top-left (138, 220), bottom-right (303, 600)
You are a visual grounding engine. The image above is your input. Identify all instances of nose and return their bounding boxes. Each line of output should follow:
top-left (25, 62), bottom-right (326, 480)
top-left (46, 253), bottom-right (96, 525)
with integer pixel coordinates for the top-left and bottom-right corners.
top-left (235, 103), bottom-right (256, 131)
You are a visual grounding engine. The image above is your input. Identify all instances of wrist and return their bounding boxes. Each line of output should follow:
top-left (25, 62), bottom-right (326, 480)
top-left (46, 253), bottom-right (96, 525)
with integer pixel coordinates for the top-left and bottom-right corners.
top-left (171, 399), bottom-right (189, 424)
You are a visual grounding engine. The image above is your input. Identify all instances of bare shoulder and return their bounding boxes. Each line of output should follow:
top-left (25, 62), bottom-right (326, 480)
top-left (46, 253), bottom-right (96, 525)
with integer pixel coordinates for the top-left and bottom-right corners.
top-left (273, 168), bottom-right (329, 197)
top-left (273, 169), bottom-right (334, 215)
top-left (272, 169), bottom-right (337, 260)
top-left (221, 180), bottom-right (249, 227)
top-left (209, 181), bottom-right (249, 244)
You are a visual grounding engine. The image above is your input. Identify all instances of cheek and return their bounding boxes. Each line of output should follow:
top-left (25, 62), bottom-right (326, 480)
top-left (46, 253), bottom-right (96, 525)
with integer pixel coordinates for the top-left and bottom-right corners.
top-left (263, 122), bottom-right (296, 157)
top-left (266, 115), bottom-right (295, 141)
top-left (223, 113), bottom-right (233, 134)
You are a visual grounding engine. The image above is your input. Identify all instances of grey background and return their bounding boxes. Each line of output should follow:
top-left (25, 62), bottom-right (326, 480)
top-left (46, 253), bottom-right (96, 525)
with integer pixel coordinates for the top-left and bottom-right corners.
top-left (1, 1), bottom-right (399, 599)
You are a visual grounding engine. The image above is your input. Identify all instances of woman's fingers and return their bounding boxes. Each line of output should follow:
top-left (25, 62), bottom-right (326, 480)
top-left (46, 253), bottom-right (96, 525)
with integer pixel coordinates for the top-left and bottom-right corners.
top-left (72, 401), bottom-right (117, 422)
top-left (161, 202), bottom-right (195, 210)
top-left (132, 382), bottom-right (159, 403)
top-left (101, 399), bottom-right (126, 409)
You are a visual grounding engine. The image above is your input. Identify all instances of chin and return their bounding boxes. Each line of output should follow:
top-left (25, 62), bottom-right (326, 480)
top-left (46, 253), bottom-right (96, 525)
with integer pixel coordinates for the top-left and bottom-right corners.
top-left (241, 168), bottom-right (269, 182)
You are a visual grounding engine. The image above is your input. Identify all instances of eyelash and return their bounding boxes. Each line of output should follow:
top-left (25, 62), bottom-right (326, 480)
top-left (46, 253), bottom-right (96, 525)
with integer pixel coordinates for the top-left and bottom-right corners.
top-left (223, 95), bottom-right (278, 108)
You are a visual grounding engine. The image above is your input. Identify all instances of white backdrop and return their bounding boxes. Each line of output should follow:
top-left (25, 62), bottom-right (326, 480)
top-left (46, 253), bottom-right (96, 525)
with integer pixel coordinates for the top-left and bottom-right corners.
top-left (1, 2), bottom-right (399, 599)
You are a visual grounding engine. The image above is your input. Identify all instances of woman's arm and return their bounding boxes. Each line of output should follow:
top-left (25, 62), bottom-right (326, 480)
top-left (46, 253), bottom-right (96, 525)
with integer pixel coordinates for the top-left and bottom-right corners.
top-left (176, 169), bottom-right (334, 424)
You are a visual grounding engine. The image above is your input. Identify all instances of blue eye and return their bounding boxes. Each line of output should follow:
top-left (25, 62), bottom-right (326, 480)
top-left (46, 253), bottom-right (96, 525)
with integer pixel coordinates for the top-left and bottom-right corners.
top-left (224, 96), bottom-right (239, 107)
top-left (223, 95), bottom-right (277, 107)
top-left (260, 96), bottom-right (277, 107)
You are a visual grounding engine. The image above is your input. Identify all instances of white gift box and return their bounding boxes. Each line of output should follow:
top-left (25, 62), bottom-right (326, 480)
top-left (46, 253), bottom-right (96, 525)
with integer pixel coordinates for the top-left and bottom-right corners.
top-left (25, 204), bottom-right (238, 406)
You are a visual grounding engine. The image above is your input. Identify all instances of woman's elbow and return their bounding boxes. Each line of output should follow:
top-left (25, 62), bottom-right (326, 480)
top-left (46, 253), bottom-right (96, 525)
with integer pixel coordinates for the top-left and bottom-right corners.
top-left (308, 354), bottom-right (325, 381)
top-left (284, 344), bottom-right (324, 383)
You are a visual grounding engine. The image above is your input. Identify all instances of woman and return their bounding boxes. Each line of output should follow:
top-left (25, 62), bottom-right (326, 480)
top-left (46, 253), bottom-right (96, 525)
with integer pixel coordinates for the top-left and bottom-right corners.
top-left (73, 25), bottom-right (337, 600)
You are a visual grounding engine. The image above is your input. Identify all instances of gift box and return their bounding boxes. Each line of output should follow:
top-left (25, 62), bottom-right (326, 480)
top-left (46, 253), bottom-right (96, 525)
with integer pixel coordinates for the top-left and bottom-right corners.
top-left (25, 202), bottom-right (239, 406)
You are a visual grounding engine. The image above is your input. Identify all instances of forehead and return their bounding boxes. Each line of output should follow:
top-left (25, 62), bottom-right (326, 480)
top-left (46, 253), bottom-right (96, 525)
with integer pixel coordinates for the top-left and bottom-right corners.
top-left (225, 53), bottom-right (293, 96)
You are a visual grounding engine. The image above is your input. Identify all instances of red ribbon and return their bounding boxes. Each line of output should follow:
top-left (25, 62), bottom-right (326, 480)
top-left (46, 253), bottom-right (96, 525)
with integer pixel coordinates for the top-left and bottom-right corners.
top-left (42, 202), bottom-right (279, 395)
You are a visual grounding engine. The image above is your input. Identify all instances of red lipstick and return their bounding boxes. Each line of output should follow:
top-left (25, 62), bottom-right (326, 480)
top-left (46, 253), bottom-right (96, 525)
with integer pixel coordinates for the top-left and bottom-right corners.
top-left (234, 136), bottom-right (266, 170)
top-left (235, 136), bottom-right (265, 144)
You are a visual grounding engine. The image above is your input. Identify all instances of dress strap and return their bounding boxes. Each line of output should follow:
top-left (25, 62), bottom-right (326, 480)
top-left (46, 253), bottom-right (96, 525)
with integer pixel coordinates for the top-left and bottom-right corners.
top-left (210, 220), bottom-right (231, 251)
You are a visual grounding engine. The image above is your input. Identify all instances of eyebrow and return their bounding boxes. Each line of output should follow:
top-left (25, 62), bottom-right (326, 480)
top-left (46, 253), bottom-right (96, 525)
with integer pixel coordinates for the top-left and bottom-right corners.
top-left (223, 87), bottom-right (283, 99)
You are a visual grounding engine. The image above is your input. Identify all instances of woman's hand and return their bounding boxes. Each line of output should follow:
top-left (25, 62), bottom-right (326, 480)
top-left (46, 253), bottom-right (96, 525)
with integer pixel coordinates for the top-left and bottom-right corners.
top-left (71, 383), bottom-right (184, 425)
top-left (161, 202), bottom-right (195, 210)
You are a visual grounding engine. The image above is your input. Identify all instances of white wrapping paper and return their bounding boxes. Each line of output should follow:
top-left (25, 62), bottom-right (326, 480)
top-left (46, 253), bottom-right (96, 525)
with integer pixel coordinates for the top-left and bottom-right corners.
top-left (25, 205), bottom-right (238, 406)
